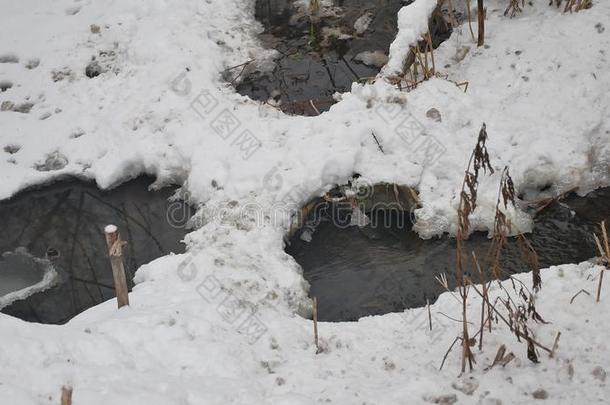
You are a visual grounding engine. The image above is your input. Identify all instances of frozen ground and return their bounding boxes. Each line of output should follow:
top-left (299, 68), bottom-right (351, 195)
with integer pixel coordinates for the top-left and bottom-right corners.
top-left (0, 0), bottom-right (609, 404)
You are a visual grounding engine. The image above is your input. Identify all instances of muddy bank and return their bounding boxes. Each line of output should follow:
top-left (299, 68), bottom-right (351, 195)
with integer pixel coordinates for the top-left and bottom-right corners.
top-left (0, 177), bottom-right (191, 324)
top-left (287, 187), bottom-right (610, 321)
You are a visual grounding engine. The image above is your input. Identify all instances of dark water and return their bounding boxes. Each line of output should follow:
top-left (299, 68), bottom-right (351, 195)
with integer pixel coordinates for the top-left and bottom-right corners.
top-left (0, 177), bottom-right (191, 324)
top-left (236, 0), bottom-right (449, 115)
top-left (287, 188), bottom-right (610, 321)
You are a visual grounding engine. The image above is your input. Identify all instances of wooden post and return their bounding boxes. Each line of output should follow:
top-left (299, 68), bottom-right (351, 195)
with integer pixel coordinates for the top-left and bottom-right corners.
top-left (313, 297), bottom-right (319, 353)
top-left (477, 0), bottom-right (485, 47)
top-left (61, 386), bottom-right (72, 405)
top-left (104, 224), bottom-right (129, 308)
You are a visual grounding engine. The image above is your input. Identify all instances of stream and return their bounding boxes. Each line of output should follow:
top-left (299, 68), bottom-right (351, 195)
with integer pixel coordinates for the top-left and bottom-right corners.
top-left (287, 187), bottom-right (610, 321)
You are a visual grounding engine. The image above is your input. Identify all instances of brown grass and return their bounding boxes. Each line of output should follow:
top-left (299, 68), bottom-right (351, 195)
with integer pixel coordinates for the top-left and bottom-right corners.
top-left (593, 221), bottom-right (609, 302)
top-left (551, 0), bottom-right (593, 12)
top-left (440, 126), bottom-right (555, 371)
top-left (454, 123), bottom-right (494, 372)
top-left (505, 0), bottom-right (525, 17)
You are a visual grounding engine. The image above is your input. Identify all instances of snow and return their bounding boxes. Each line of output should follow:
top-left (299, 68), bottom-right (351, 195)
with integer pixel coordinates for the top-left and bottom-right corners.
top-left (104, 224), bottom-right (118, 234)
top-left (0, 0), bottom-right (609, 404)
top-left (383, 0), bottom-right (439, 75)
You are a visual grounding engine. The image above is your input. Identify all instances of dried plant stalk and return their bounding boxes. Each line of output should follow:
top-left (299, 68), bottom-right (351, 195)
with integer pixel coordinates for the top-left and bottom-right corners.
top-left (554, 0), bottom-right (593, 12)
top-left (466, 0), bottom-right (476, 42)
top-left (477, 0), bottom-right (485, 47)
top-left (455, 124), bottom-right (494, 372)
top-left (505, 0), bottom-right (525, 17)
top-left (593, 221), bottom-right (609, 302)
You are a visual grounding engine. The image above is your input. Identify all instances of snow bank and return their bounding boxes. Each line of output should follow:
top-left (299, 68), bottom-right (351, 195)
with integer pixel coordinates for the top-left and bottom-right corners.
top-left (383, 0), bottom-right (439, 75)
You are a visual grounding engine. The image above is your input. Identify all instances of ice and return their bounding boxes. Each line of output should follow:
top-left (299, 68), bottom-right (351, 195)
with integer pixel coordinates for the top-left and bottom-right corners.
top-left (0, 249), bottom-right (58, 309)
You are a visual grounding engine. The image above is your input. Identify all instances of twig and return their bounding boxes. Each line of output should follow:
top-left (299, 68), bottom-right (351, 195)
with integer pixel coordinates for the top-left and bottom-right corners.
top-left (309, 99), bottom-right (321, 115)
top-left (472, 251), bottom-right (487, 350)
top-left (426, 32), bottom-right (436, 74)
top-left (466, 278), bottom-right (553, 354)
top-left (489, 344), bottom-right (515, 368)
top-left (371, 132), bottom-right (385, 154)
top-left (569, 289), bottom-right (590, 304)
top-left (455, 81), bottom-right (469, 92)
top-left (594, 221), bottom-right (609, 302)
top-left (437, 311), bottom-right (474, 324)
top-left (439, 336), bottom-right (461, 370)
top-left (549, 332), bottom-right (561, 358)
top-left (223, 59), bottom-right (254, 72)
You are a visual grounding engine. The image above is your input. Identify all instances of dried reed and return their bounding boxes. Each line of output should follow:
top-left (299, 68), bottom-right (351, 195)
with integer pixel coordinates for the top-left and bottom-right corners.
top-left (593, 221), bottom-right (609, 302)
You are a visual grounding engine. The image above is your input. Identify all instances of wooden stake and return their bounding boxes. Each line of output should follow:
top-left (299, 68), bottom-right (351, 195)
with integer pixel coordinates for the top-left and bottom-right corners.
top-left (104, 225), bottom-right (130, 308)
top-left (61, 386), bottom-right (73, 405)
top-left (313, 296), bottom-right (319, 353)
top-left (477, 0), bottom-right (485, 47)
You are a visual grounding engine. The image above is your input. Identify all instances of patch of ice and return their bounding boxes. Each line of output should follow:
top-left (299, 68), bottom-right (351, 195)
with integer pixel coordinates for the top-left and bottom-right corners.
top-left (0, 249), bottom-right (58, 309)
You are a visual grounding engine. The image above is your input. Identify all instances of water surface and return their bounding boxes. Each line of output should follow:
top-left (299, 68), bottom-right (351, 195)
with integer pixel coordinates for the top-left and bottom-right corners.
top-left (287, 188), bottom-right (610, 321)
top-left (0, 177), bottom-right (191, 323)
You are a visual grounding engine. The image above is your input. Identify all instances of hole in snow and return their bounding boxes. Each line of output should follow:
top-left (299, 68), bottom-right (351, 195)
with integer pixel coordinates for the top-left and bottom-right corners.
top-left (0, 80), bottom-right (13, 92)
top-left (0, 101), bottom-right (34, 114)
top-left (3, 144), bottom-right (21, 154)
top-left (34, 151), bottom-right (69, 172)
top-left (0, 53), bottom-right (19, 64)
top-left (0, 177), bottom-right (193, 324)
top-left (25, 58), bottom-right (40, 70)
top-left (234, 0), bottom-right (451, 116)
top-left (286, 184), bottom-right (610, 321)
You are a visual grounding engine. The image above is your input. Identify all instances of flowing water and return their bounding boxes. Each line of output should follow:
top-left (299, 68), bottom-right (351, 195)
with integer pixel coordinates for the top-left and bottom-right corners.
top-left (0, 177), bottom-right (191, 324)
top-left (287, 188), bottom-right (610, 321)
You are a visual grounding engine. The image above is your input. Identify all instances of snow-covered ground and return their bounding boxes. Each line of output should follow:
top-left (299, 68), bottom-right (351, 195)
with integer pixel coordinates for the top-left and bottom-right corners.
top-left (0, 0), bottom-right (609, 403)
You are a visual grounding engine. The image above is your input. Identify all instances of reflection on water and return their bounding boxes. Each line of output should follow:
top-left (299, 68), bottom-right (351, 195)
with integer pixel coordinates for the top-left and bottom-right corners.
top-left (287, 188), bottom-right (610, 321)
top-left (0, 177), bottom-right (191, 324)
